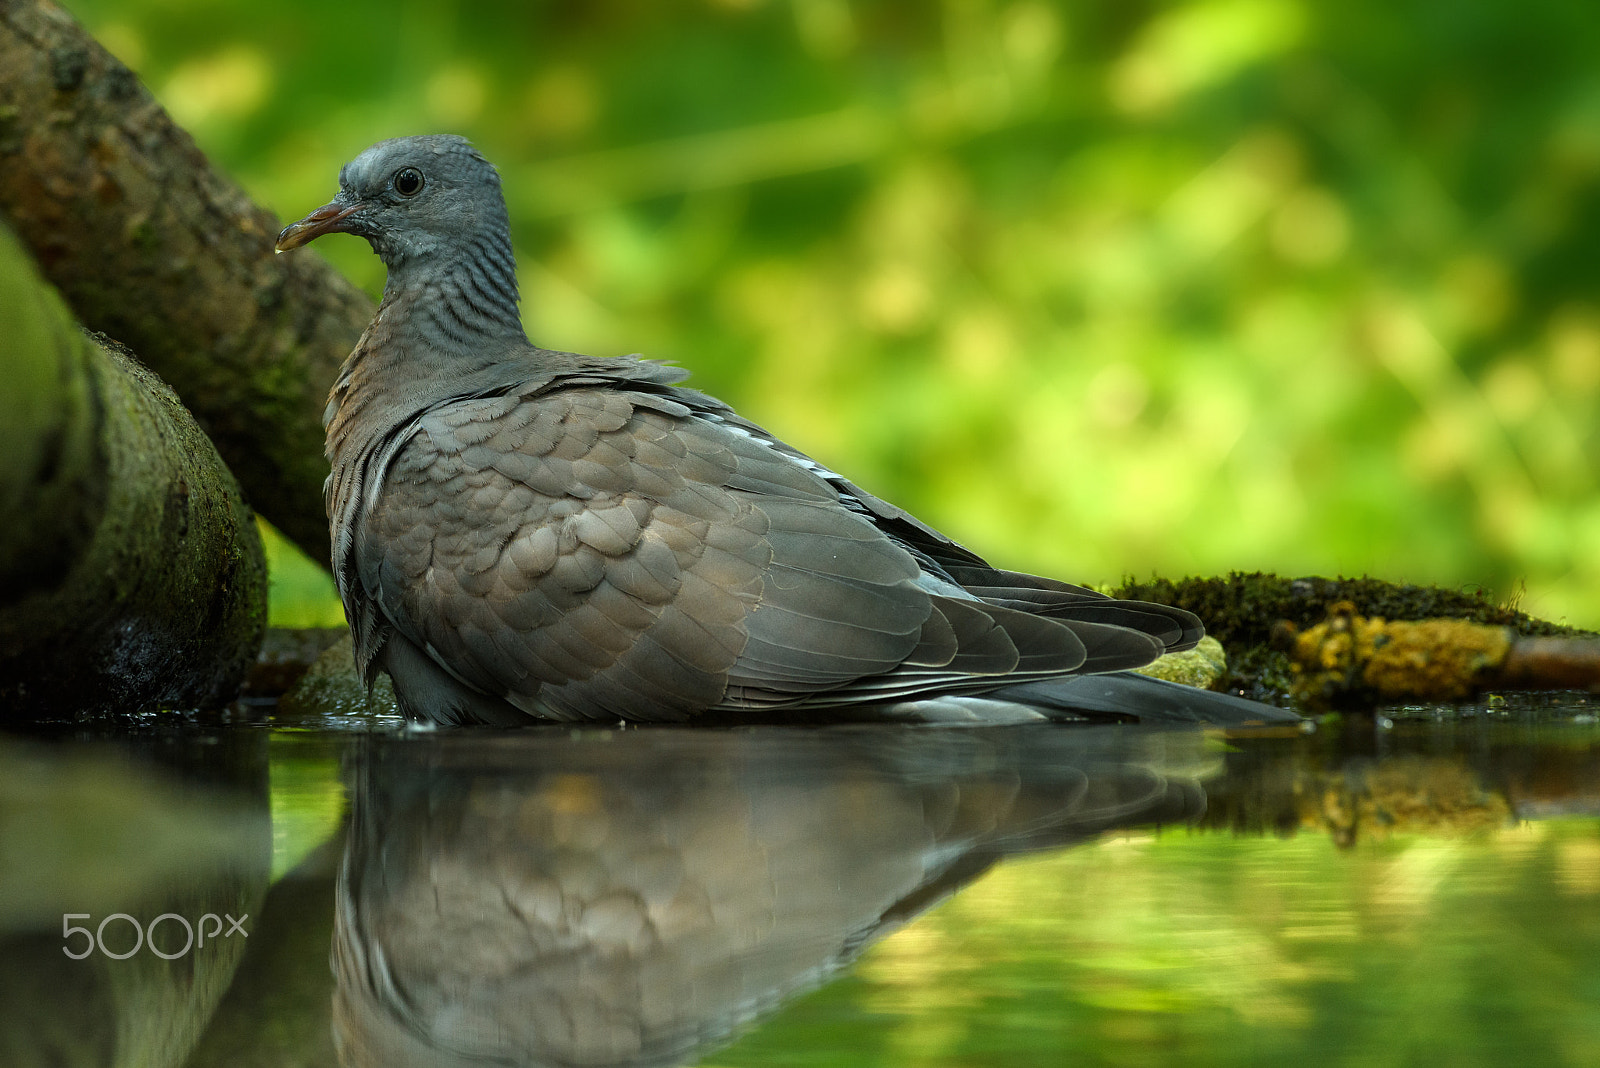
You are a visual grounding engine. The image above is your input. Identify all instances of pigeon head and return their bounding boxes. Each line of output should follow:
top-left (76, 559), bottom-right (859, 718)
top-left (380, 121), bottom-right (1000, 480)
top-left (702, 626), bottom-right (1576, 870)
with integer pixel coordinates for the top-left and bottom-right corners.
top-left (276, 135), bottom-right (511, 269)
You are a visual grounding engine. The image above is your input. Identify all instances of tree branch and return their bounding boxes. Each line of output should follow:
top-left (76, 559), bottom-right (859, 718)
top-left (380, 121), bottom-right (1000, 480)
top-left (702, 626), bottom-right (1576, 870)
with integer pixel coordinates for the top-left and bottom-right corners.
top-left (0, 219), bottom-right (267, 716)
top-left (0, 0), bottom-right (375, 564)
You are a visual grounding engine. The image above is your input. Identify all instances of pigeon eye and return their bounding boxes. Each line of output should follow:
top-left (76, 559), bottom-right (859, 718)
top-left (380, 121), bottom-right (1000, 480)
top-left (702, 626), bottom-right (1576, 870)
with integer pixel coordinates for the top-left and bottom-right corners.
top-left (393, 167), bottom-right (425, 197)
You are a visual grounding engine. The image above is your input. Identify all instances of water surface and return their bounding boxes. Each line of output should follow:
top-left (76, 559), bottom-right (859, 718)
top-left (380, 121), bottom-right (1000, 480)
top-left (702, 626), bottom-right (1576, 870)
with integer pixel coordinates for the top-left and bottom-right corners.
top-left (3, 699), bottom-right (1598, 1067)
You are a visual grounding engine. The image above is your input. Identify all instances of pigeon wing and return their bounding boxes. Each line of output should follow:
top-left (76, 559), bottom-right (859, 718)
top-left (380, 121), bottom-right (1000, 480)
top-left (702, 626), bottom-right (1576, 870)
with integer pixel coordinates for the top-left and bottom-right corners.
top-left (671, 403), bottom-right (1204, 664)
top-left (357, 385), bottom-right (1102, 721)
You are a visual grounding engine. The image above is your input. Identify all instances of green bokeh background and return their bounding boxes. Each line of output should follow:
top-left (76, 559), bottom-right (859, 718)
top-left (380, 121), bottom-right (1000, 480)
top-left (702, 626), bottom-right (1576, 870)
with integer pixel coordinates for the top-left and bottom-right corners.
top-left (62, 0), bottom-right (1600, 630)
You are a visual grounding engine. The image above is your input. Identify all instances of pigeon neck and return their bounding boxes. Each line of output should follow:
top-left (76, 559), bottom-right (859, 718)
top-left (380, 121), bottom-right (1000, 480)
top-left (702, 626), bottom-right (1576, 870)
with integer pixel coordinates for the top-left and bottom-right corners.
top-left (381, 228), bottom-right (529, 348)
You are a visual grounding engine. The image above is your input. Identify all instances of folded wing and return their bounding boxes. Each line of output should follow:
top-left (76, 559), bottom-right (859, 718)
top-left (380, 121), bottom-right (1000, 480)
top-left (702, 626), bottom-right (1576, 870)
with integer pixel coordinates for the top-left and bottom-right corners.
top-left (355, 383), bottom-right (1186, 722)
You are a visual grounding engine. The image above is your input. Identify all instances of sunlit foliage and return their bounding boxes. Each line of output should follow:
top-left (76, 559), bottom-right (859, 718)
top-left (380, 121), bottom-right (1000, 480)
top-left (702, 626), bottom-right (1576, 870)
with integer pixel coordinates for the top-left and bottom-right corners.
top-left (66, 0), bottom-right (1600, 628)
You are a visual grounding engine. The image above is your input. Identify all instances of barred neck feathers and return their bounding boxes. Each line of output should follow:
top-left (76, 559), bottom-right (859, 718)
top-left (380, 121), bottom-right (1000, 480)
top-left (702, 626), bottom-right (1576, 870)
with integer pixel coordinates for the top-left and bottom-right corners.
top-left (278, 135), bottom-right (576, 454)
top-left (276, 134), bottom-right (534, 356)
top-left (383, 224), bottom-right (527, 351)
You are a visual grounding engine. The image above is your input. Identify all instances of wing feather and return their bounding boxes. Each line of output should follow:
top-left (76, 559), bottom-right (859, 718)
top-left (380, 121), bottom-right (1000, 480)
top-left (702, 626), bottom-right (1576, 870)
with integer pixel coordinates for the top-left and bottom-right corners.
top-left (347, 374), bottom-right (1196, 723)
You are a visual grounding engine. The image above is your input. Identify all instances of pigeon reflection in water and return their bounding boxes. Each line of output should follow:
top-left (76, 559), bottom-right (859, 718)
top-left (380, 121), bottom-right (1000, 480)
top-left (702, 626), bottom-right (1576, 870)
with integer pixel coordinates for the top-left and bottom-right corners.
top-left (333, 726), bottom-right (1211, 1067)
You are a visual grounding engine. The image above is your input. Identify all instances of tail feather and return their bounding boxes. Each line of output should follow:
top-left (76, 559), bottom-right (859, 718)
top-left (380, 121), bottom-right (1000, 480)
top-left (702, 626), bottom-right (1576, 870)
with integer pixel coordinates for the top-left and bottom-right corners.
top-left (977, 672), bottom-right (1299, 727)
top-left (944, 566), bottom-right (1205, 652)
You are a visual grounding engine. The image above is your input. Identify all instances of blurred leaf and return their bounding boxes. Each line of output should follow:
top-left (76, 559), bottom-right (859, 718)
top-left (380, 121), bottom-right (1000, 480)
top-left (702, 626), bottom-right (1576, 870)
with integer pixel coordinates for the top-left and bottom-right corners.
top-left (62, 0), bottom-right (1600, 628)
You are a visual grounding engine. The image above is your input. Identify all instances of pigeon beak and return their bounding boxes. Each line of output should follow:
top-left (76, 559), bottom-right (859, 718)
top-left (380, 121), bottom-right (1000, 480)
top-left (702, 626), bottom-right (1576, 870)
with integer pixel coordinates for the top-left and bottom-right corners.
top-left (275, 198), bottom-right (363, 253)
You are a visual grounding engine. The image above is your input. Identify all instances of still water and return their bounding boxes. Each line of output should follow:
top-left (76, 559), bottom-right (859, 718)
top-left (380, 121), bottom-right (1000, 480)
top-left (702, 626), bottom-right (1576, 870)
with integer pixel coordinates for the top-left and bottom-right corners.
top-left (3, 699), bottom-right (1598, 1067)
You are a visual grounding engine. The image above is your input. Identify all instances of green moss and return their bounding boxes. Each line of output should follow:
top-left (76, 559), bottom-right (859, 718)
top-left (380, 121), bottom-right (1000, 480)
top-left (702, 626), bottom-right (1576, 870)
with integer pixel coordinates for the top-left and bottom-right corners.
top-left (277, 637), bottom-right (397, 722)
top-left (1115, 572), bottom-right (1591, 646)
top-left (0, 222), bottom-right (267, 717)
top-left (1113, 572), bottom-right (1591, 703)
top-left (1136, 635), bottom-right (1228, 689)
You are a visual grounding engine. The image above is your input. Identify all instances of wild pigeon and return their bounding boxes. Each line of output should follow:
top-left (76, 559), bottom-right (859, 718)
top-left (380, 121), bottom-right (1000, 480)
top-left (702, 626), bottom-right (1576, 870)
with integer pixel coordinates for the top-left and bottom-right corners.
top-left (276, 135), bottom-right (1294, 727)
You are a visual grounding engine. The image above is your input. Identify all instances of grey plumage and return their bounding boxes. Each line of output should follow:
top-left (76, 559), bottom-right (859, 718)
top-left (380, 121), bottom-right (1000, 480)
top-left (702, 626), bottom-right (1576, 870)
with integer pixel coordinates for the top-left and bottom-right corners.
top-left (277, 134), bottom-right (1295, 727)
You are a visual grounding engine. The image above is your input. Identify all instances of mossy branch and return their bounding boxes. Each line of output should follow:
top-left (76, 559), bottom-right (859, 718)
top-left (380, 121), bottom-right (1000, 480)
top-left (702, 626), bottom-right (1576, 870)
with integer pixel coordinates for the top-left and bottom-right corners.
top-left (0, 0), bottom-right (376, 564)
top-left (0, 219), bottom-right (266, 716)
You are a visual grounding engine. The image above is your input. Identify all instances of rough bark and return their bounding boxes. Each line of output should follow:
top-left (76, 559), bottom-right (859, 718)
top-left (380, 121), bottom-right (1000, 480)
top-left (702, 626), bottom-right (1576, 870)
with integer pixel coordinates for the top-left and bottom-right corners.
top-left (0, 219), bottom-right (267, 716)
top-left (0, 0), bottom-right (375, 565)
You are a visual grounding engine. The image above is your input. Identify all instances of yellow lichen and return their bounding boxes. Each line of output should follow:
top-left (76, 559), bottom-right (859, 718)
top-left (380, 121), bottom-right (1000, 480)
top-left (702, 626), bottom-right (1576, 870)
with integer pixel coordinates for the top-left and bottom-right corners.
top-left (1286, 601), bottom-right (1512, 706)
top-left (1360, 619), bottom-right (1512, 701)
